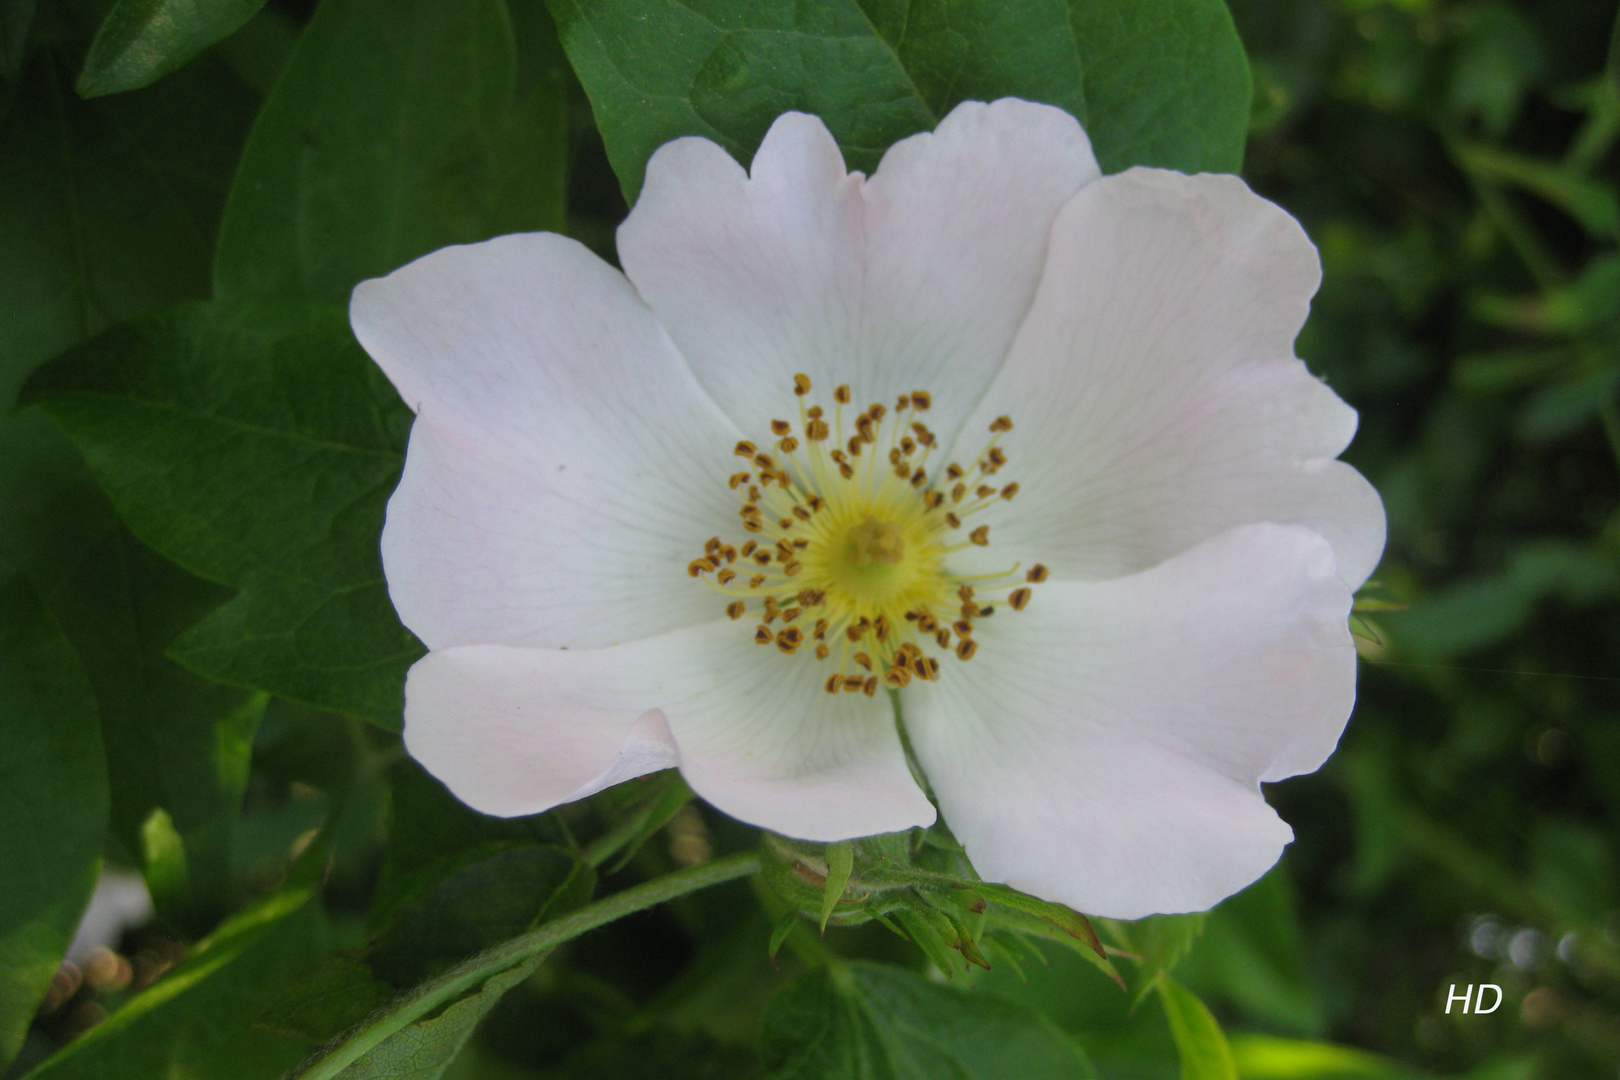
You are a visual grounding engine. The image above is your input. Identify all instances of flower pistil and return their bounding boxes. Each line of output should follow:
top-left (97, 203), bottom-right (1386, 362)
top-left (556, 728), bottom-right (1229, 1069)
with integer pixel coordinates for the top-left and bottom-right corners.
top-left (688, 375), bottom-right (1045, 696)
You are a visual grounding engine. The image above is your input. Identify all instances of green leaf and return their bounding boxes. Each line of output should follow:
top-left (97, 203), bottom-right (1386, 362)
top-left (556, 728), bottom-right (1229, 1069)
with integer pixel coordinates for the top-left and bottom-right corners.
top-left (286, 852), bottom-right (760, 1080)
top-left (22, 300), bottom-right (423, 728)
top-left (1107, 912), bottom-right (1206, 1001)
top-left (77, 0), bottom-right (268, 97)
top-left (22, 884), bottom-right (327, 1080)
top-left (368, 846), bottom-right (594, 988)
top-left (548, 0), bottom-right (1249, 203)
top-left (760, 961), bottom-right (1094, 1079)
top-left (0, 559), bottom-right (106, 1072)
top-left (1155, 976), bottom-right (1236, 1080)
top-left (1174, 869), bottom-right (1324, 1036)
top-left (139, 806), bottom-right (191, 920)
top-left (214, 0), bottom-right (568, 305)
top-left (0, 412), bottom-right (266, 930)
top-left (0, 50), bottom-right (255, 406)
top-left (0, 0), bottom-right (36, 81)
top-left (1063, 0), bottom-right (1251, 175)
top-left (258, 956), bottom-right (396, 1044)
top-left (328, 956), bottom-right (541, 1080)
top-left (369, 759), bottom-right (568, 929)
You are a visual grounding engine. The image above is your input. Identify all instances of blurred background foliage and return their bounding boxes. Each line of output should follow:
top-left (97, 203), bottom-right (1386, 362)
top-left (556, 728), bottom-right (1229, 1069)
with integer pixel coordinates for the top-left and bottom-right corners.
top-left (1, 0), bottom-right (1618, 1078)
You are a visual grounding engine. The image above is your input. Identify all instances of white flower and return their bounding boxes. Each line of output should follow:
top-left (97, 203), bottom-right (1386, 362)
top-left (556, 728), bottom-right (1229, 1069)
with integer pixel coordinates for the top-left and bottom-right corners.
top-left (350, 99), bottom-right (1385, 920)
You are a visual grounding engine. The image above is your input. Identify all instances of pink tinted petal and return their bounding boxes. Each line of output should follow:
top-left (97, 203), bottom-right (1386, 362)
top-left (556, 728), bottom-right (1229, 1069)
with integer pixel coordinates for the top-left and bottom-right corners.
top-left (617, 100), bottom-right (1100, 451)
top-left (953, 168), bottom-right (1385, 590)
top-left (905, 524), bottom-right (1355, 918)
top-left (351, 233), bottom-right (743, 649)
top-left (404, 621), bottom-right (934, 837)
top-left (402, 644), bottom-right (679, 819)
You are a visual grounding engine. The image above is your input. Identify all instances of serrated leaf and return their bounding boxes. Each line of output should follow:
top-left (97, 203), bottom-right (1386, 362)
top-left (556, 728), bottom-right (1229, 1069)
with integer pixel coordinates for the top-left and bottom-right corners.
top-left (214, 0), bottom-right (568, 305)
top-left (1156, 976), bottom-right (1236, 1080)
top-left (1064, 0), bottom-right (1250, 175)
top-left (759, 961), bottom-right (1094, 1079)
top-left (77, 0), bottom-right (268, 97)
top-left (548, 0), bottom-right (1250, 202)
top-left (369, 759), bottom-right (568, 931)
top-left (0, 412), bottom-right (267, 932)
top-left (0, 50), bottom-right (254, 406)
top-left (368, 846), bottom-right (594, 988)
top-left (22, 300), bottom-right (423, 727)
top-left (0, 559), bottom-right (106, 1072)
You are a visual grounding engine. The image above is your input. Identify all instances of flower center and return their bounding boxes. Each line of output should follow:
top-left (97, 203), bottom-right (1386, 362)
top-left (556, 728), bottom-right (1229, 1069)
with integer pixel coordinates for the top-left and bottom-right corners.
top-left (688, 376), bottom-right (1046, 695)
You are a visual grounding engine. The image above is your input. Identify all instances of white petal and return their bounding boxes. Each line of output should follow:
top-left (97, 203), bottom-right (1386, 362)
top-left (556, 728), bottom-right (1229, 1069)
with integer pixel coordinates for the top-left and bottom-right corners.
top-left (351, 233), bottom-right (744, 649)
top-left (951, 168), bottom-right (1385, 590)
top-left (617, 100), bottom-right (1100, 451)
top-left (404, 621), bottom-right (935, 838)
top-left (904, 524), bottom-right (1355, 918)
top-left (402, 644), bottom-right (679, 818)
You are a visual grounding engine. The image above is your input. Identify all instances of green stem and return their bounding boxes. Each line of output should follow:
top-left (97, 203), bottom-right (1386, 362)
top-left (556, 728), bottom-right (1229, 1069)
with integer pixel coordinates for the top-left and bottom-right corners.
top-left (293, 851), bottom-right (761, 1080)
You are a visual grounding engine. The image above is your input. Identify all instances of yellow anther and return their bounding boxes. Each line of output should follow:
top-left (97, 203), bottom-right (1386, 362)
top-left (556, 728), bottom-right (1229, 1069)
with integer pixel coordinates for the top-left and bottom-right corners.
top-left (969, 525), bottom-right (990, 546)
top-left (726, 601), bottom-right (746, 619)
top-left (793, 373), bottom-right (812, 395)
top-left (1008, 587), bottom-right (1032, 610)
top-left (1026, 564), bottom-right (1048, 582)
top-left (771, 419), bottom-right (792, 436)
top-left (989, 415), bottom-right (1012, 432)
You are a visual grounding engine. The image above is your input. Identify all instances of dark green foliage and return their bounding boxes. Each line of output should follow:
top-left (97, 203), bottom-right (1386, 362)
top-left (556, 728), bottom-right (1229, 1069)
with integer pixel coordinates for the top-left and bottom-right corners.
top-left (0, 563), bottom-right (105, 1072)
top-left (759, 961), bottom-right (1094, 1079)
top-left (545, 0), bottom-right (1248, 200)
top-left (77, 0), bottom-right (268, 97)
top-left (23, 301), bottom-right (421, 728)
top-left (213, 0), bottom-right (568, 305)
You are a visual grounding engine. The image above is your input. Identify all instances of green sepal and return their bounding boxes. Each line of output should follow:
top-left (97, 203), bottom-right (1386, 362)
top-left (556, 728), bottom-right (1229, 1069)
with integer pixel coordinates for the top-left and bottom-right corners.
top-left (976, 881), bottom-right (1106, 958)
top-left (768, 912), bottom-right (798, 967)
top-left (818, 840), bottom-right (854, 933)
top-left (891, 906), bottom-right (959, 979)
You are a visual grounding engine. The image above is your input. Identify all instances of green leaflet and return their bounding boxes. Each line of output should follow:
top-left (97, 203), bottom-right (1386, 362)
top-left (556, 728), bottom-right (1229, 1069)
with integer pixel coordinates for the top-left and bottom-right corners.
top-left (213, 0), bottom-right (569, 306)
top-left (760, 961), bottom-right (1094, 1079)
top-left (1156, 976), bottom-right (1237, 1080)
top-left (22, 301), bottom-right (421, 728)
top-left (547, 0), bottom-right (1249, 201)
top-left (0, 561), bottom-right (106, 1072)
top-left (77, 0), bottom-right (269, 97)
top-left (0, 51), bottom-right (254, 406)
